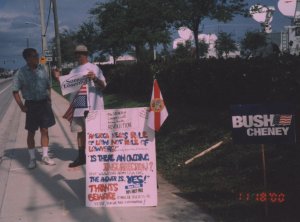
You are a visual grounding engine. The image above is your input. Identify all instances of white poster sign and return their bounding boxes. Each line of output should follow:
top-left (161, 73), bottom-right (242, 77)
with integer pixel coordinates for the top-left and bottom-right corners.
top-left (59, 73), bottom-right (87, 95)
top-left (85, 107), bottom-right (157, 207)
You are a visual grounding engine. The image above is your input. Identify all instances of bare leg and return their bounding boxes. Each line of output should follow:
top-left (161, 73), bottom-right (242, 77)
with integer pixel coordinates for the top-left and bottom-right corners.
top-left (27, 131), bottom-right (35, 148)
top-left (27, 131), bottom-right (36, 169)
top-left (40, 128), bottom-right (55, 165)
top-left (40, 128), bottom-right (49, 147)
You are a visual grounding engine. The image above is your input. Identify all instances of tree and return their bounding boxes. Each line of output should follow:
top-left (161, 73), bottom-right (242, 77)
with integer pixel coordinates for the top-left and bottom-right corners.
top-left (123, 0), bottom-right (173, 62)
top-left (76, 21), bottom-right (100, 56)
top-left (53, 29), bottom-right (77, 63)
top-left (51, 23), bottom-right (100, 64)
top-left (173, 40), bottom-right (193, 60)
top-left (51, 22), bottom-right (101, 64)
top-left (215, 31), bottom-right (237, 58)
top-left (90, 0), bottom-right (173, 63)
top-left (198, 40), bottom-right (209, 57)
top-left (90, 0), bottom-right (128, 63)
top-left (170, 0), bottom-right (247, 60)
top-left (240, 31), bottom-right (267, 56)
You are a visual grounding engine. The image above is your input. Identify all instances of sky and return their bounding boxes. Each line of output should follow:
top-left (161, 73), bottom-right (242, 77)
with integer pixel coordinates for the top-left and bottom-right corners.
top-left (0, 0), bottom-right (294, 69)
top-left (0, 0), bottom-right (101, 69)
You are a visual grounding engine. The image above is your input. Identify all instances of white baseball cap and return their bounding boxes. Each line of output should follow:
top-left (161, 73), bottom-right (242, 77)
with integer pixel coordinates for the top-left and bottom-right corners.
top-left (75, 44), bottom-right (88, 53)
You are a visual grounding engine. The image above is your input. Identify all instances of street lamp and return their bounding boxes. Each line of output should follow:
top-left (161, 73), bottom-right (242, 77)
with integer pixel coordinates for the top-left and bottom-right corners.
top-left (25, 21), bottom-right (41, 26)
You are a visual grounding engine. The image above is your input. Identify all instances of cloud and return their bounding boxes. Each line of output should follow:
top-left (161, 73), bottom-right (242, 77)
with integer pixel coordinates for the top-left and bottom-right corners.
top-left (10, 16), bottom-right (39, 30)
top-left (0, 11), bottom-right (36, 32)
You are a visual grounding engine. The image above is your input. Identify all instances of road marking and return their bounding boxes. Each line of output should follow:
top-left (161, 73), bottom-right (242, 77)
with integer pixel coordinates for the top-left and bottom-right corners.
top-left (0, 83), bottom-right (12, 95)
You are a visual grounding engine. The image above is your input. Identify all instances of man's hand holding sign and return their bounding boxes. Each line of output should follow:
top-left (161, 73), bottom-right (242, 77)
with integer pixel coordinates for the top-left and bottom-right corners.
top-left (86, 71), bottom-right (106, 90)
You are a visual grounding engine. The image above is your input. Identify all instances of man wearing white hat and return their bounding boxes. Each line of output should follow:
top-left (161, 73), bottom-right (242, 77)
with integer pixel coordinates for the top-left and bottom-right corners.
top-left (53, 44), bottom-right (106, 167)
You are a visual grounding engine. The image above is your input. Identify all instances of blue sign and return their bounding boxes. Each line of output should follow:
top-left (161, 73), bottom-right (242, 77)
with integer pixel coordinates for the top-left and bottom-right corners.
top-left (231, 104), bottom-right (296, 144)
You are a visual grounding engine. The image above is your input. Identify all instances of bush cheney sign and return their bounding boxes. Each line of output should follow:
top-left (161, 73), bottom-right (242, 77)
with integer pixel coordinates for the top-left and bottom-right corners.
top-left (231, 104), bottom-right (296, 144)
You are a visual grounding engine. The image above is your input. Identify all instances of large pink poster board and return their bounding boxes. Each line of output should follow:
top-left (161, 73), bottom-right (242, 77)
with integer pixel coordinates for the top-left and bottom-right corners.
top-left (85, 108), bottom-right (157, 207)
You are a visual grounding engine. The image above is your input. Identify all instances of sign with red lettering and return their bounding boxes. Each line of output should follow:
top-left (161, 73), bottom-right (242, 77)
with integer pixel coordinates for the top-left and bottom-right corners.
top-left (85, 107), bottom-right (157, 207)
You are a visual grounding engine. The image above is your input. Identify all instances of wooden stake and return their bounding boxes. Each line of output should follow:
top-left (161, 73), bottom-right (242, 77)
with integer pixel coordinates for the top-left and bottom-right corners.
top-left (185, 141), bottom-right (224, 165)
top-left (261, 144), bottom-right (268, 217)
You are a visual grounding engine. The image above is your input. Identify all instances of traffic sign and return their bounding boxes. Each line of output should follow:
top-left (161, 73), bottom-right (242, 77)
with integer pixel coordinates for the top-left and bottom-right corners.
top-left (46, 57), bottom-right (53, 62)
top-left (44, 50), bottom-right (53, 57)
top-left (40, 56), bottom-right (46, 64)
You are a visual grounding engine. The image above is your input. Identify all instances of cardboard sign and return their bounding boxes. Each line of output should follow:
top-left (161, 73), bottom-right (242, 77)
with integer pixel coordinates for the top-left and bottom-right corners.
top-left (85, 107), bottom-right (157, 207)
top-left (231, 104), bottom-right (296, 144)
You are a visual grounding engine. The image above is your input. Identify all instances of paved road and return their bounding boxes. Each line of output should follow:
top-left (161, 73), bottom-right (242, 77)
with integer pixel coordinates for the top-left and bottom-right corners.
top-left (0, 78), bottom-right (13, 121)
top-left (0, 78), bottom-right (15, 158)
top-left (0, 88), bottom-right (215, 222)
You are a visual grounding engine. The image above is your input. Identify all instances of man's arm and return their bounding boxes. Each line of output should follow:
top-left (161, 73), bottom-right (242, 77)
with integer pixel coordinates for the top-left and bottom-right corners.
top-left (47, 87), bottom-right (52, 102)
top-left (52, 68), bottom-right (61, 83)
top-left (13, 91), bottom-right (27, 113)
top-left (86, 71), bottom-right (106, 91)
top-left (93, 76), bottom-right (106, 90)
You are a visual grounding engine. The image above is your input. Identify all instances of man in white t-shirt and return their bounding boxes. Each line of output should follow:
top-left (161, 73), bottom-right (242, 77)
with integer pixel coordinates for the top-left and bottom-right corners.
top-left (53, 44), bottom-right (106, 167)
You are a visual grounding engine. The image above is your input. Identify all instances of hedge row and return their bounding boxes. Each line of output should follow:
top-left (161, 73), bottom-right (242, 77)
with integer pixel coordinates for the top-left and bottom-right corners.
top-left (100, 55), bottom-right (300, 109)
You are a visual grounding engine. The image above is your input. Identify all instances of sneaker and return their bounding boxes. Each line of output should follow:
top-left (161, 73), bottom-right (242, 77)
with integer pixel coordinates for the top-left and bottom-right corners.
top-left (42, 156), bottom-right (55, 166)
top-left (68, 157), bottom-right (86, 168)
top-left (28, 159), bottom-right (36, 169)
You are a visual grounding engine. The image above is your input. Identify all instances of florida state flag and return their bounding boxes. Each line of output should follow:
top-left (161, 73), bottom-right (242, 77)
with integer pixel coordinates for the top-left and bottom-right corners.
top-left (147, 79), bottom-right (168, 131)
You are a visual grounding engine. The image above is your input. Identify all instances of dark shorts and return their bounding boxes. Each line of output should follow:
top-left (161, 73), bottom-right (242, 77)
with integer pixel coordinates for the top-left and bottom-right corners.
top-left (25, 99), bottom-right (56, 132)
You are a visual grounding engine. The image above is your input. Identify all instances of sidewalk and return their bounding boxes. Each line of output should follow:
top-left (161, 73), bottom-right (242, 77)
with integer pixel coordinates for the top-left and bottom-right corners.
top-left (0, 89), bottom-right (215, 222)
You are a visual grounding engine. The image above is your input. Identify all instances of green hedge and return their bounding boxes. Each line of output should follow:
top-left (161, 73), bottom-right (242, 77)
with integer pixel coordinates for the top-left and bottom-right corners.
top-left (101, 63), bottom-right (153, 98)
top-left (100, 56), bottom-right (300, 109)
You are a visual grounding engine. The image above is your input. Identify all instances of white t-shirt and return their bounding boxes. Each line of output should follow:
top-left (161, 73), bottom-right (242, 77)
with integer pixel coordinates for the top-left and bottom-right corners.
top-left (69, 62), bottom-right (106, 110)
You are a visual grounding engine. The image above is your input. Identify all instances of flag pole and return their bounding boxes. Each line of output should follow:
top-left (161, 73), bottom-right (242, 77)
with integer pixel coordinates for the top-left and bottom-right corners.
top-left (147, 69), bottom-right (168, 132)
top-left (85, 77), bottom-right (90, 118)
top-left (88, 78), bottom-right (91, 110)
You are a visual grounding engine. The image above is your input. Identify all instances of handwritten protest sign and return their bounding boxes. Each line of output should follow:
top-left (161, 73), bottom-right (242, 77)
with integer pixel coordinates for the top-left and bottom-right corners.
top-left (85, 107), bottom-right (157, 207)
top-left (59, 73), bottom-right (87, 95)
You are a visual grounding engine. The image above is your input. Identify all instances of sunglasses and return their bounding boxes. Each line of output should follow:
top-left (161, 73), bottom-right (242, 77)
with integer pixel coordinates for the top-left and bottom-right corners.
top-left (29, 53), bottom-right (39, 58)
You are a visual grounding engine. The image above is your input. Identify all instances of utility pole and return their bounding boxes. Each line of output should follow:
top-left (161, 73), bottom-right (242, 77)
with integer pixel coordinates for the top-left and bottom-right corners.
top-left (52, 0), bottom-right (62, 70)
top-left (39, 0), bottom-right (50, 83)
top-left (39, 0), bottom-right (48, 56)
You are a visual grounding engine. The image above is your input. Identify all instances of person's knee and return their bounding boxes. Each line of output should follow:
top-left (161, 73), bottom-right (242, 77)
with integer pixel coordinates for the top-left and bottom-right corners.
top-left (40, 128), bottom-right (49, 135)
top-left (27, 131), bottom-right (35, 138)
